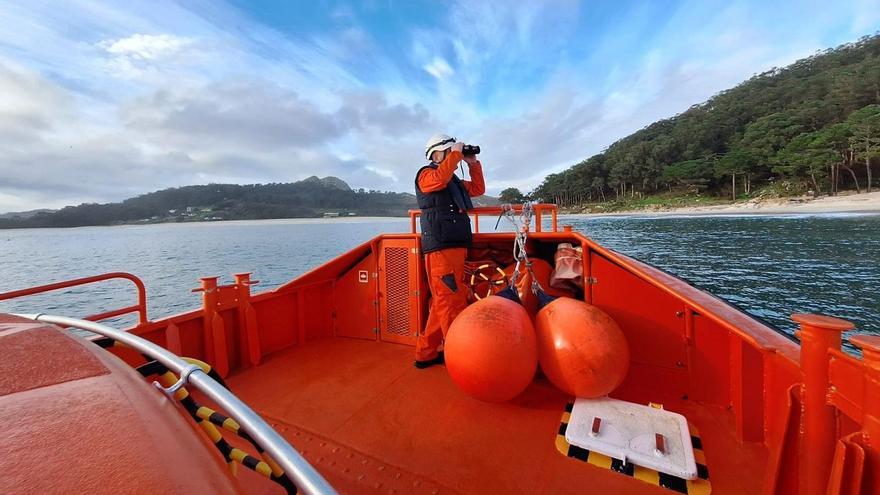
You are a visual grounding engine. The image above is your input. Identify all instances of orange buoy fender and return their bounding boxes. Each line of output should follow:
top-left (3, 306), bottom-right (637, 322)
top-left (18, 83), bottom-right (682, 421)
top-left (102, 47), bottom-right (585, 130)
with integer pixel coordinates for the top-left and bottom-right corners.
top-left (535, 297), bottom-right (629, 398)
top-left (527, 258), bottom-right (575, 299)
top-left (445, 295), bottom-right (538, 402)
top-left (502, 259), bottom-right (574, 317)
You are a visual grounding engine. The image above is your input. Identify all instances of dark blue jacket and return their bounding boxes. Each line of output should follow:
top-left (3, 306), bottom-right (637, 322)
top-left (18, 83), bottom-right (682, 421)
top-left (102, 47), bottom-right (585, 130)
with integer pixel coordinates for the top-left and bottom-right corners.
top-left (415, 164), bottom-right (474, 253)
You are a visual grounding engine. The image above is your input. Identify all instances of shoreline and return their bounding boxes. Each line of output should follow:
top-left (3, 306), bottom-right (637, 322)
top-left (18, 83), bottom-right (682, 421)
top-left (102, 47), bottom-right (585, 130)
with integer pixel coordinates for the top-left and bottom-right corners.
top-left (563, 191), bottom-right (880, 217)
top-left (4, 192), bottom-right (880, 230)
top-left (0, 215), bottom-right (411, 232)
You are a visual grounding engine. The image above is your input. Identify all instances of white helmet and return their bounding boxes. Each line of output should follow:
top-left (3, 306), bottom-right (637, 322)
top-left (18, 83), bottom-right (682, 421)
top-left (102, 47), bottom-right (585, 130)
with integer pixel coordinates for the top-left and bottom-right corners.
top-left (425, 133), bottom-right (456, 160)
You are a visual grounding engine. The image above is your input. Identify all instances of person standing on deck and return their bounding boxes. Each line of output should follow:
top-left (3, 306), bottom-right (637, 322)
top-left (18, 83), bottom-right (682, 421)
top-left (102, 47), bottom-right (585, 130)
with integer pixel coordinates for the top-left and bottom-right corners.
top-left (414, 134), bottom-right (485, 368)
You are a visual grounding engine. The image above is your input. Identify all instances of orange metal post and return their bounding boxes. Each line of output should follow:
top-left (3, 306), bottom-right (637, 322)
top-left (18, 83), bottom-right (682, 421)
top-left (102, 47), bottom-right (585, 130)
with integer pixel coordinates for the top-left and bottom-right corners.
top-left (165, 321), bottom-right (183, 355)
top-left (792, 313), bottom-right (854, 495)
top-left (199, 277), bottom-right (230, 377)
top-left (234, 273), bottom-right (262, 368)
top-left (409, 210), bottom-right (418, 233)
top-left (851, 335), bottom-right (880, 493)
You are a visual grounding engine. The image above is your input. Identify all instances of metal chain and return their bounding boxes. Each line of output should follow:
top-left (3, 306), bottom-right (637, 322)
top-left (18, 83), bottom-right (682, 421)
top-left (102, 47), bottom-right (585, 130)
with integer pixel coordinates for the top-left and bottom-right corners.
top-left (498, 202), bottom-right (545, 294)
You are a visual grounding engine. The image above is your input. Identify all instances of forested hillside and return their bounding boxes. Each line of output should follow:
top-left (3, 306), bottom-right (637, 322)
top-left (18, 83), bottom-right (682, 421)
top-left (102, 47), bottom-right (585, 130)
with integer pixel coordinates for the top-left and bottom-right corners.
top-left (534, 34), bottom-right (880, 205)
top-left (0, 176), bottom-right (418, 228)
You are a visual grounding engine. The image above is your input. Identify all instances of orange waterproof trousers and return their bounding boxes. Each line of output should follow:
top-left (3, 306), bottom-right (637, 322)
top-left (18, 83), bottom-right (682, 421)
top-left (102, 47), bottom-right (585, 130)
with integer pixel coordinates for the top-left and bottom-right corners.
top-left (415, 247), bottom-right (468, 361)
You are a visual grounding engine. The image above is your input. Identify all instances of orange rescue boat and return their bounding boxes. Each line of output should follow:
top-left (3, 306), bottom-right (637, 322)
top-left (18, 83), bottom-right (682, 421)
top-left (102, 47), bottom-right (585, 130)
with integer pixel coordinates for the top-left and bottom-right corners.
top-left (1, 204), bottom-right (876, 494)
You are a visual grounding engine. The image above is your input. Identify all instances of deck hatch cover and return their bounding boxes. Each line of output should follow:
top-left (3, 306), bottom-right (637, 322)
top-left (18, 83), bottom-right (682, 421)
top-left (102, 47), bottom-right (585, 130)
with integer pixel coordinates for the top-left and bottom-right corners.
top-left (566, 397), bottom-right (697, 479)
top-left (556, 400), bottom-right (711, 493)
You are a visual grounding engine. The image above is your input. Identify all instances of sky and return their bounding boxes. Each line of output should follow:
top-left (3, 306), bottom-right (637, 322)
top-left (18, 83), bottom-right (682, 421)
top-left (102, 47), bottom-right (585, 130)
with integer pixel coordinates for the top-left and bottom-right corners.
top-left (1, 0), bottom-right (879, 212)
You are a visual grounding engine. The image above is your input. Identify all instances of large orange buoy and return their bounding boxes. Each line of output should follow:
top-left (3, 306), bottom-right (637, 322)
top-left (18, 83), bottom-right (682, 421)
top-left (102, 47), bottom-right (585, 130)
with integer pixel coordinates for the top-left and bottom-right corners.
top-left (445, 295), bottom-right (537, 402)
top-left (535, 297), bottom-right (629, 398)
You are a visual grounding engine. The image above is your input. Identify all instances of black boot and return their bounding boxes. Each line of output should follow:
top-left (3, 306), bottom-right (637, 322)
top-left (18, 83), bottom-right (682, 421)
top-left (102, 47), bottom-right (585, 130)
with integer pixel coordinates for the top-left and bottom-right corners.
top-left (414, 352), bottom-right (445, 369)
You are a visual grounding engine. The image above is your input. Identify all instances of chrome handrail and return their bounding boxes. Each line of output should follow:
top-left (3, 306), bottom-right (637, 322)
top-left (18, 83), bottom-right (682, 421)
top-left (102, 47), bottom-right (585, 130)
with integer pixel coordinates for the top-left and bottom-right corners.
top-left (14, 313), bottom-right (337, 495)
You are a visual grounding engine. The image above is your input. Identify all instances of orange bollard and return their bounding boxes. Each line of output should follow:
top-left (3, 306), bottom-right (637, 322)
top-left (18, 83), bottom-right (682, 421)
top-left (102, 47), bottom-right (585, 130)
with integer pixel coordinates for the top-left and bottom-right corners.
top-left (234, 273), bottom-right (261, 368)
top-left (851, 335), bottom-right (880, 494)
top-left (199, 277), bottom-right (218, 365)
top-left (199, 276), bottom-right (229, 377)
top-left (792, 313), bottom-right (854, 495)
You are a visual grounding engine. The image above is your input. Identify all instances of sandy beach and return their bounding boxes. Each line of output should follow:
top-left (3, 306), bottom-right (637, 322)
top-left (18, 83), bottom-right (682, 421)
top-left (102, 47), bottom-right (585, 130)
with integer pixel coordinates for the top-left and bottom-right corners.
top-left (570, 190), bottom-right (880, 217)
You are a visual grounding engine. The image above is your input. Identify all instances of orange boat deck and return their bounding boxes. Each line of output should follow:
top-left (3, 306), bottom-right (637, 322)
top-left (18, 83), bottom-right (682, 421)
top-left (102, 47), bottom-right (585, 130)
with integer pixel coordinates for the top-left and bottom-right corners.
top-left (226, 336), bottom-right (760, 494)
top-left (4, 205), bottom-right (880, 494)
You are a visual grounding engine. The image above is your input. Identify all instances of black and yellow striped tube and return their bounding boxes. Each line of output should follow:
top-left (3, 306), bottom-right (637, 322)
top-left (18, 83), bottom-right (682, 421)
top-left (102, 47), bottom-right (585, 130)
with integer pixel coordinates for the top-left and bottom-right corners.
top-left (156, 369), bottom-right (297, 494)
top-left (230, 448), bottom-right (273, 478)
top-left (196, 405), bottom-right (241, 433)
top-left (193, 404), bottom-right (297, 491)
top-left (181, 357), bottom-right (230, 389)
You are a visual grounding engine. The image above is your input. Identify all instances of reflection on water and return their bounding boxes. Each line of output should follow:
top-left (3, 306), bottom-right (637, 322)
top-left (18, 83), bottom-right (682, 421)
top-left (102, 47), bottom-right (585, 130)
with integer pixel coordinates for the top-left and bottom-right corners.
top-left (566, 213), bottom-right (879, 348)
top-left (1, 214), bottom-right (877, 347)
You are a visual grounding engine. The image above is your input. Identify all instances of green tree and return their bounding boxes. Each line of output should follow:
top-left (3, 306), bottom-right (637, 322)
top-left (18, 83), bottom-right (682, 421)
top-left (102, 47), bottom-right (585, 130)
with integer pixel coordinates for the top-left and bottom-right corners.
top-left (716, 148), bottom-right (758, 199)
top-left (499, 187), bottom-right (526, 203)
top-left (847, 104), bottom-right (880, 192)
top-left (811, 122), bottom-right (856, 193)
top-left (662, 159), bottom-right (715, 190)
top-left (772, 133), bottom-right (834, 194)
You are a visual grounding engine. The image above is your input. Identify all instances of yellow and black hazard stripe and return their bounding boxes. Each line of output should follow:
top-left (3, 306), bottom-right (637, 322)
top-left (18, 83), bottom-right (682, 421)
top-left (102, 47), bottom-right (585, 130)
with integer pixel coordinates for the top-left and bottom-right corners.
top-left (555, 402), bottom-right (711, 494)
top-left (193, 404), bottom-right (297, 492)
top-left (156, 369), bottom-right (298, 494)
top-left (94, 336), bottom-right (298, 494)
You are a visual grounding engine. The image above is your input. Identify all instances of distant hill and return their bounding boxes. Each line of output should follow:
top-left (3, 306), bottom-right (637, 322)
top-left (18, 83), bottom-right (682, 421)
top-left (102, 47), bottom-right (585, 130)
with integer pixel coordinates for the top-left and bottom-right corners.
top-left (0, 208), bottom-right (56, 220)
top-left (0, 176), bottom-right (416, 229)
top-left (534, 34), bottom-right (880, 205)
top-left (0, 176), bottom-right (500, 229)
top-left (302, 175), bottom-right (352, 191)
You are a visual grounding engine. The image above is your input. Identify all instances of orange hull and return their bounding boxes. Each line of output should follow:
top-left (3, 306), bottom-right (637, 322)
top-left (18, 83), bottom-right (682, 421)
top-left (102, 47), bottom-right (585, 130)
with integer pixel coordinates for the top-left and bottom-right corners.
top-left (1, 206), bottom-right (877, 494)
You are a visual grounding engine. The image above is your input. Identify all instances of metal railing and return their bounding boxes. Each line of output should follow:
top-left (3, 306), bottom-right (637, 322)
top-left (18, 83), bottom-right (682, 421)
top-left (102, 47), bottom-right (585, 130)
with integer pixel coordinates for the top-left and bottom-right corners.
top-left (408, 204), bottom-right (559, 234)
top-left (1, 273), bottom-right (149, 324)
top-left (14, 313), bottom-right (337, 495)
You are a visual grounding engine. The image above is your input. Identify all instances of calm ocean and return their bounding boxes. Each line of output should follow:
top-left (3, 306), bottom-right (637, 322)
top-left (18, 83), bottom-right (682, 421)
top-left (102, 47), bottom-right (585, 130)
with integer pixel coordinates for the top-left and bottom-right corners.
top-left (1, 214), bottom-right (877, 347)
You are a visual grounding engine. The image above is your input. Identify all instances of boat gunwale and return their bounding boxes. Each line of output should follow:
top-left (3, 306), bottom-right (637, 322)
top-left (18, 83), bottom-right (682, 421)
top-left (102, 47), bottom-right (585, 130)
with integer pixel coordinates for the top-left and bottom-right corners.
top-left (125, 229), bottom-right (801, 365)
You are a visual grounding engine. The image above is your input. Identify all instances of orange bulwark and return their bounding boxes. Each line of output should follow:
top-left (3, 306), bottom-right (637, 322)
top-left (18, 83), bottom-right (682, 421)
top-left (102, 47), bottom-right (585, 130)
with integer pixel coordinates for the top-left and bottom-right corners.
top-left (1, 204), bottom-right (878, 494)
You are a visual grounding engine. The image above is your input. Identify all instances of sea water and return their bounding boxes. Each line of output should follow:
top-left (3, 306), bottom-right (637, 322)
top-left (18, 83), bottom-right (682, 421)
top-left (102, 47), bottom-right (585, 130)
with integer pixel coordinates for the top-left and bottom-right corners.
top-left (1, 214), bottom-right (877, 345)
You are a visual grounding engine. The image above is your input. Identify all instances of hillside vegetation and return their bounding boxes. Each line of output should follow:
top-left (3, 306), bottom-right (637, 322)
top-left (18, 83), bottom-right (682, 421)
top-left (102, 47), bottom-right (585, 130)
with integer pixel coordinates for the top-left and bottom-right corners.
top-left (533, 34), bottom-right (880, 206)
top-left (0, 176), bottom-right (417, 228)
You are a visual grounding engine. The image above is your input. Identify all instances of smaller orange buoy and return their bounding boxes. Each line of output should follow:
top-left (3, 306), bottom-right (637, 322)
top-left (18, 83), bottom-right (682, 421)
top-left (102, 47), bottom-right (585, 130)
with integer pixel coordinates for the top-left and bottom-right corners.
top-left (535, 297), bottom-right (629, 398)
top-left (527, 258), bottom-right (575, 298)
top-left (445, 295), bottom-right (537, 402)
top-left (502, 259), bottom-right (575, 317)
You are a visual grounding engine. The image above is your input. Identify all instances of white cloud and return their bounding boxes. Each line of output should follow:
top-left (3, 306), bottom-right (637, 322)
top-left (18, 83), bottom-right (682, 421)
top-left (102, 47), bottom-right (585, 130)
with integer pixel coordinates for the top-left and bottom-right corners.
top-left (0, 0), bottom-right (877, 211)
top-left (0, 60), bottom-right (73, 136)
top-left (423, 56), bottom-right (454, 80)
top-left (98, 33), bottom-right (194, 60)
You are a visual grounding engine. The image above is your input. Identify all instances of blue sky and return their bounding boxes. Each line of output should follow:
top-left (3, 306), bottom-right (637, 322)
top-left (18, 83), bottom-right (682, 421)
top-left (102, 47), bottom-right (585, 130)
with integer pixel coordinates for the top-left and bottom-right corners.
top-left (0, 0), bottom-right (878, 212)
